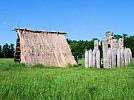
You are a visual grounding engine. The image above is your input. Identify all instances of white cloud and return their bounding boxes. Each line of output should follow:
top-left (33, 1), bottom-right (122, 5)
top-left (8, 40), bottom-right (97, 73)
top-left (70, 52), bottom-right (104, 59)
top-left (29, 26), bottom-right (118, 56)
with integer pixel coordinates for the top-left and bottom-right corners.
top-left (2, 22), bottom-right (7, 25)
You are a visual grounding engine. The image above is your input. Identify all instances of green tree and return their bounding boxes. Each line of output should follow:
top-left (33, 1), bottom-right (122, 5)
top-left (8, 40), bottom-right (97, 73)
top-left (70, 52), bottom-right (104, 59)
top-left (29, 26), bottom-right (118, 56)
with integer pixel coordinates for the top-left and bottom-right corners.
top-left (113, 34), bottom-right (122, 39)
top-left (0, 45), bottom-right (2, 57)
top-left (125, 36), bottom-right (134, 57)
top-left (1, 43), bottom-right (15, 58)
top-left (2, 43), bottom-right (10, 58)
top-left (9, 44), bottom-right (15, 58)
top-left (67, 39), bottom-right (94, 58)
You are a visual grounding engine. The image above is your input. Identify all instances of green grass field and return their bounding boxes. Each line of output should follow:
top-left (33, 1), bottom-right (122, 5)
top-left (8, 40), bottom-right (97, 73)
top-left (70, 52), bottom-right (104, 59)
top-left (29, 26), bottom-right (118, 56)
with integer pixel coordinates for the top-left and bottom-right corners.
top-left (0, 59), bottom-right (134, 100)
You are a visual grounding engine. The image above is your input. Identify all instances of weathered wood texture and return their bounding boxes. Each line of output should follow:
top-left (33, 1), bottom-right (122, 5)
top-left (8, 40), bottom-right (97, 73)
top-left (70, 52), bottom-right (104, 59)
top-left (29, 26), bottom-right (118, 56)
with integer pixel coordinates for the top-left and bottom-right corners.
top-left (88, 49), bottom-right (93, 67)
top-left (106, 31), bottom-right (113, 45)
top-left (15, 28), bottom-right (76, 67)
top-left (120, 48), bottom-right (125, 66)
top-left (111, 48), bottom-right (117, 67)
top-left (92, 50), bottom-right (96, 67)
top-left (85, 40), bottom-right (100, 68)
top-left (107, 48), bottom-right (112, 68)
top-left (102, 40), bottom-right (108, 68)
top-left (96, 49), bottom-right (100, 68)
top-left (119, 38), bottom-right (124, 48)
top-left (85, 32), bottom-right (132, 68)
top-left (117, 48), bottom-right (121, 67)
top-left (85, 50), bottom-right (89, 68)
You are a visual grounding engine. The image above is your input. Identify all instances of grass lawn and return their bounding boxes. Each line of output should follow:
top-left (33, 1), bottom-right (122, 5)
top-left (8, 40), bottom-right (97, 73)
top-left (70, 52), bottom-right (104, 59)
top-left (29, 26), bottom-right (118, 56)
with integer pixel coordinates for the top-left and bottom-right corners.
top-left (0, 59), bottom-right (134, 100)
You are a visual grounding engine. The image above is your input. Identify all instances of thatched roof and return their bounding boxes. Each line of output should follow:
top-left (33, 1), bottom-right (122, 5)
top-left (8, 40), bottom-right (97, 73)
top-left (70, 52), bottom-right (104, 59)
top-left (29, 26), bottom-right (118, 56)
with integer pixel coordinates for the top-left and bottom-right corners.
top-left (14, 28), bottom-right (76, 67)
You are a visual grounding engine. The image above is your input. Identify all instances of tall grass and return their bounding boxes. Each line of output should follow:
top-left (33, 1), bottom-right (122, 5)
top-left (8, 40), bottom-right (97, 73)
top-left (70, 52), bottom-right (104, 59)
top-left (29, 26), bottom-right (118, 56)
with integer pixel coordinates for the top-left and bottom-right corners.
top-left (0, 59), bottom-right (134, 100)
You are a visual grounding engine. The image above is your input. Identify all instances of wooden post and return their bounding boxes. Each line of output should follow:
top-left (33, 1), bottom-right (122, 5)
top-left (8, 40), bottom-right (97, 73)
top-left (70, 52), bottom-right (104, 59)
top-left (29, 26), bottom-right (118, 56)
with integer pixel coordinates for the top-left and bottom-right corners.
top-left (85, 50), bottom-right (89, 68)
top-left (120, 48), bottom-right (125, 66)
top-left (124, 48), bottom-right (129, 65)
top-left (117, 48), bottom-right (121, 67)
top-left (94, 40), bottom-right (99, 50)
top-left (119, 38), bottom-right (124, 48)
top-left (128, 48), bottom-right (132, 63)
top-left (88, 49), bottom-right (93, 67)
top-left (96, 49), bottom-right (100, 68)
top-left (107, 48), bottom-right (112, 68)
top-left (102, 40), bottom-right (108, 68)
top-left (92, 50), bottom-right (96, 67)
top-left (111, 48), bottom-right (117, 67)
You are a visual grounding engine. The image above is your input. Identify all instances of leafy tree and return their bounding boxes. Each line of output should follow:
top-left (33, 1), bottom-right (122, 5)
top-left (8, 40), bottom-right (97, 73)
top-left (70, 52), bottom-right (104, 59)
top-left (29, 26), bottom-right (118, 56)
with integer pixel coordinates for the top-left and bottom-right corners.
top-left (1, 43), bottom-right (15, 58)
top-left (2, 43), bottom-right (9, 58)
top-left (123, 34), bottom-right (128, 38)
top-left (0, 45), bottom-right (2, 57)
top-left (9, 44), bottom-right (15, 58)
top-left (125, 36), bottom-right (134, 57)
top-left (67, 39), bottom-right (94, 58)
top-left (113, 34), bottom-right (122, 39)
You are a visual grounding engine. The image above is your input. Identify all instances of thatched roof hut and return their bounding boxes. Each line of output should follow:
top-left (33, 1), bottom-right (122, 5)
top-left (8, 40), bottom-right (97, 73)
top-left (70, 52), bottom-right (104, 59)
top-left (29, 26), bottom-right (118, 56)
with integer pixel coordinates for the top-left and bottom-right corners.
top-left (14, 28), bottom-right (76, 67)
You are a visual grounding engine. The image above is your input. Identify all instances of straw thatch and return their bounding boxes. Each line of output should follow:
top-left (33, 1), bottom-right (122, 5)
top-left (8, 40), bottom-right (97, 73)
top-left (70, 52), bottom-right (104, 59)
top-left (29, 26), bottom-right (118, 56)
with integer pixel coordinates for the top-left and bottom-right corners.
top-left (14, 28), bottom-right (76, 67)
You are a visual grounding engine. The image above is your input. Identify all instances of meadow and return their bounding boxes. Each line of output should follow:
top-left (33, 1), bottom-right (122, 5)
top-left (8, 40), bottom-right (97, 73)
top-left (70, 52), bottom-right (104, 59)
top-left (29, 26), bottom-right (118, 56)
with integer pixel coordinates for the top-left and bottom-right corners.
top-left (0, 58), bottom-right (134, 100)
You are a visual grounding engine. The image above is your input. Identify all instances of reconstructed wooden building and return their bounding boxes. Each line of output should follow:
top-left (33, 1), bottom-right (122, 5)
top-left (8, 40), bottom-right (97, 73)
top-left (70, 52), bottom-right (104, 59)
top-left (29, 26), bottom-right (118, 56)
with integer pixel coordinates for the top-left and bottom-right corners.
top-left (14, 28), bottom-right (76, 67)
top-left (85, 32), bottom-right (132, 68)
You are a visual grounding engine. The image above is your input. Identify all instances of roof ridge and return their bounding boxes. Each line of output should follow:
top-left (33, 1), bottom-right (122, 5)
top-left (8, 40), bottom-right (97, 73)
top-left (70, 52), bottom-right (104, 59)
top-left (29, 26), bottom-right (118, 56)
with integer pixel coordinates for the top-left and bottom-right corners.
top-left (14, 28), bottom-right (67, 34)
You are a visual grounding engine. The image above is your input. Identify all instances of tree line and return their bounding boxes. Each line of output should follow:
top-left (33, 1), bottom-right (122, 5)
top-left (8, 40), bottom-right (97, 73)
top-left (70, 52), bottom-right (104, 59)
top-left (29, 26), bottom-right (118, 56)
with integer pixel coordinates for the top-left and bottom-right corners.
top-left (68, 34), bottom-right (134, 58)
top-left (0, 43), bottom-right (14, 58)
top-left (0, 34), bottom-right (134, 58)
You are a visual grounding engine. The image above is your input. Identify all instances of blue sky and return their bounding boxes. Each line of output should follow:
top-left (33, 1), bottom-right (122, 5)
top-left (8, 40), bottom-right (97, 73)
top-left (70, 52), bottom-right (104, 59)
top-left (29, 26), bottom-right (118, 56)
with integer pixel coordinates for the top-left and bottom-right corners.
top-left (0, 0), bottom-right (134, 44)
